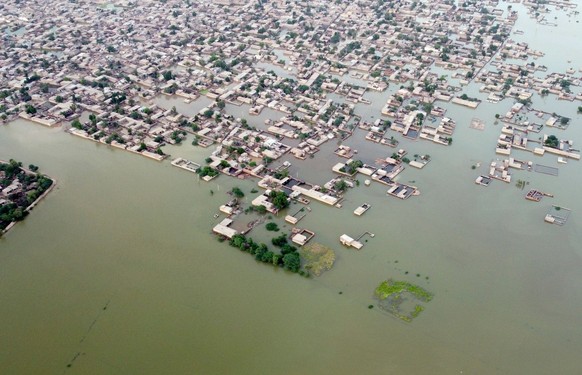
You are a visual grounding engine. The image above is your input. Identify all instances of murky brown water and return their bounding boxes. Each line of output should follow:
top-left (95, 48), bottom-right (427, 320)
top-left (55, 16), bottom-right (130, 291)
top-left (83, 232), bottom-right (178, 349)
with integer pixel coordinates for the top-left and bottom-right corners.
top-left (1, 4), bottom-right (582, 374)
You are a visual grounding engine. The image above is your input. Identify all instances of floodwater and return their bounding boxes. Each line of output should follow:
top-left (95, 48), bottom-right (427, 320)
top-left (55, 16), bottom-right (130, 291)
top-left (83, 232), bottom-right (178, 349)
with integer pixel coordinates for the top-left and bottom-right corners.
top-left (1, 4), bottom-right (582, 375)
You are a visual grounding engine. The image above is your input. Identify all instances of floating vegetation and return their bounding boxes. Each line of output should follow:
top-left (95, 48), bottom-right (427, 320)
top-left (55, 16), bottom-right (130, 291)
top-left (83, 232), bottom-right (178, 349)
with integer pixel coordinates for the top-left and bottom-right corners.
top-left (411, 305), bottom-right (424, 318)
top-left (300, 243), bottom-right (336, 276)
top-left (516, 179), bottom-right (528, 190)
top-left (374, 279), bottom-right (433, 322)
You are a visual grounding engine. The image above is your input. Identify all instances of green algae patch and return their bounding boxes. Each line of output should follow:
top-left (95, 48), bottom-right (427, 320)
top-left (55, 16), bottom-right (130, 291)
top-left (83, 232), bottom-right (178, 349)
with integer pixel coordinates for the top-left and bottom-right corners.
top-left (374, 279), bottom-right (433, 322)
top-left (300, 243), bottom-right (336, 276)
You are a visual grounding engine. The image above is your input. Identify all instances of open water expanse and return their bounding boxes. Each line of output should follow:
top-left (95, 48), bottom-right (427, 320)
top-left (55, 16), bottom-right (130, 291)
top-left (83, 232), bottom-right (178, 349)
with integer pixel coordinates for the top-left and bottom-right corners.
top-left (2, 4), bottom-right (582, 374)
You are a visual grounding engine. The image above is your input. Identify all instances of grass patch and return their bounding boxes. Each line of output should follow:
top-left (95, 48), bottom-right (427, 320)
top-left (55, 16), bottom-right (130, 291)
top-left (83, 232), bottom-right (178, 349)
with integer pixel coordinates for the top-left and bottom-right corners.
top-left (374, 279), bottom-right (433, 322)
top-left (300, 243), bottom-right (336, 276)
top-left (375, 280), bottom-right (433, 302)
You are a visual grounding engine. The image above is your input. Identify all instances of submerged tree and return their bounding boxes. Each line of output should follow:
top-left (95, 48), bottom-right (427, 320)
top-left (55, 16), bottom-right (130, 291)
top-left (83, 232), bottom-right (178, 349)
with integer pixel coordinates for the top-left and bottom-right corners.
top-left (269, 190), bottom-right (289, 210)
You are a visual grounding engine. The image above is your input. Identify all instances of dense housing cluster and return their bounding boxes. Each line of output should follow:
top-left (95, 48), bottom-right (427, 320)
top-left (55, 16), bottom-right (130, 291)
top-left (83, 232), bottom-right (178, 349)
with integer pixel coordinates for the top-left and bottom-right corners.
top-left (1, 0), bottom-right (579, 233)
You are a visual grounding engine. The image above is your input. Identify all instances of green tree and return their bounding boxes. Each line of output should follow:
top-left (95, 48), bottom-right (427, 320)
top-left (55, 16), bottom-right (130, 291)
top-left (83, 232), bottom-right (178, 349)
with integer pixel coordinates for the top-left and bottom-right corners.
top-left (162, 70), bottom-right (174, 81)
top-left (280, 244), bottom-right (297, 255)
top-left (230, 234), bottom-right (246, 249)
top-left (330, 32), bottom-right (341, 44)
top-left (282, 252), bottom-right (301, 272)
top-left (25, 104), bottom-right (36, 114)
top-left (198, 166), bottom-right (219, 177)
top-left (334, 180), bottom-right (348, 192)
top-left (265, 222), bottom-right (279, 231)
top-left (254, 205), bottom-right (267, 214)
top-left (544, 135), bottom-right (559, 148)
top-left (269, 190), bottom-right (289, 210)
top-left (272, 234), bottom-right (288, 247)
top-left (231, 187), bottom-right (244, 198)
top-left (71, 119), bottom-right (82, 129)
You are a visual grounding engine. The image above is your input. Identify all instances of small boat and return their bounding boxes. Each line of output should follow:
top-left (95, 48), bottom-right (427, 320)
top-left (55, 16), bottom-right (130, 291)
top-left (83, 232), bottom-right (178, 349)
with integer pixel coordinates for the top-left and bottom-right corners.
top-left (558, 157), bottom-right (567, 164)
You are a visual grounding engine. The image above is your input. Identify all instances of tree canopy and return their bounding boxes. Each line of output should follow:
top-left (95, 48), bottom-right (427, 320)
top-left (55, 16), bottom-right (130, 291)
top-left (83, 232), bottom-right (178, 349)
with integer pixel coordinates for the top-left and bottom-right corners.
top-left (269, 190), bottom-right (289, 210)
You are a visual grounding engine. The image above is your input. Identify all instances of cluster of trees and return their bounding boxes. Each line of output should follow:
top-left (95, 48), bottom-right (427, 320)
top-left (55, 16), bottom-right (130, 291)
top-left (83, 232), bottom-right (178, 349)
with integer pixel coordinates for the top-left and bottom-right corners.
top-left (544, 135), bottom-right (559, 149)
top-left (339, 41), bottom-right (361, 58)
top-left (80, 77), bottom-right (110, 89)
top-left (0, 160), bottom-right (53, 231)
top-left (339, 159), bottom-right (363, 175)
top-left (333, 179), bottom-right (348, 192)
top-left (71, 119), bottom-right (85, 130)
top-left (560, 79), bottom-right (571, 93)
top-left (170, 130), bottom-right (186, 144)
top-left (162, 70), bottom-right (174, 81)
top-left (273, 169), bottom-right (289, 180)
top-left (105, 133), bottom-right (125, 144)
top-left (0, 203), bottom-right (27, 230)
top-left (164, 83), bottom-right (178, 94)
top-left (109, 92), bottom-right (126, 104)
top-left (227, 234), bottom-right (303, 274)
top-left (459, 94), bottom-right (479, 102)
top-left (247, 204), bottom-right (267, 214)
top-left (231, 187), bottom-right (244, 198)
top-left (268, 190), bottom-right (289, 210)
top-left (25, 104), bottom-right (36, 114)
top-left (197, 166), bottom-right (218, 178)
top-left (265, 222), bottom-right (279, 231)
top-left (0, 159), bottom-right (23, 180)
top-left (22, 175), bottom-right (52, 205)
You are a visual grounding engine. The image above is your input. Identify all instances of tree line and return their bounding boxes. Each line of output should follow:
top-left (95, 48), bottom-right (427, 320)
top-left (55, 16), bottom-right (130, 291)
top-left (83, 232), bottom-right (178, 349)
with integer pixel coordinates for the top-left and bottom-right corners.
top-left (227, 233), bottom-right (304, 275)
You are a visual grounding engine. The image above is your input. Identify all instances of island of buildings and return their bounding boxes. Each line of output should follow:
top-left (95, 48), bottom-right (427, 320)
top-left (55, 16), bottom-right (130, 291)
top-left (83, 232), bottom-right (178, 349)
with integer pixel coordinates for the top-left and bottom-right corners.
top-left (0, 159), bottom-right (54, 235)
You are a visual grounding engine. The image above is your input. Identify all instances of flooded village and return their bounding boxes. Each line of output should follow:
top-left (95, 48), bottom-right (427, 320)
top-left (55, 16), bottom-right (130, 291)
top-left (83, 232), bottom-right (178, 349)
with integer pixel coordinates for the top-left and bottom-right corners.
top-left (2, 0), bottom-right (582, 374)
top-left (2, 0), bottom-right (580, 239)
